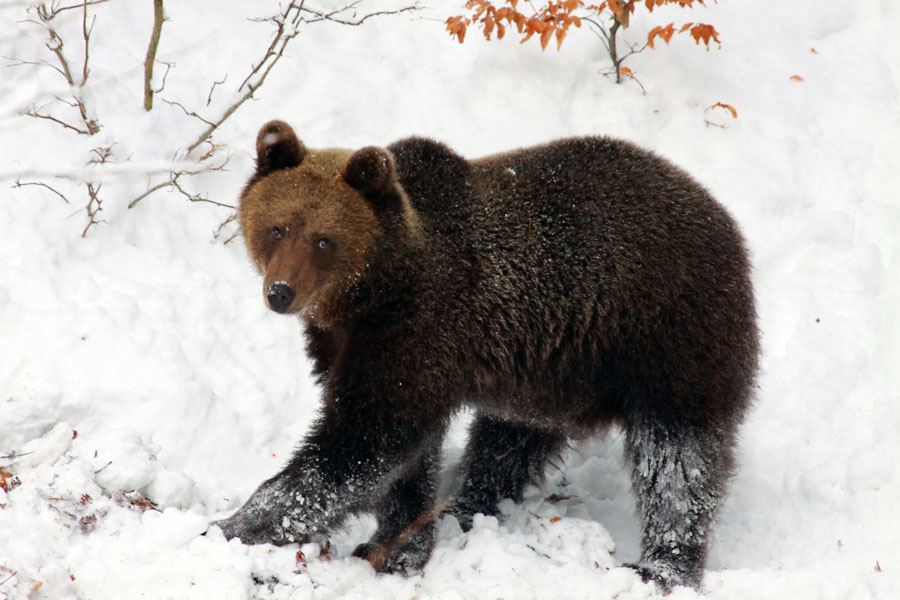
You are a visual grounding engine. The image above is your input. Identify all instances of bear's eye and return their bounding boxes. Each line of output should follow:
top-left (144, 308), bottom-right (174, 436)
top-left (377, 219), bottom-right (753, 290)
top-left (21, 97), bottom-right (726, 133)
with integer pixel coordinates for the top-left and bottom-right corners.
top-left (316, 237), bottom-right (331, 250)
top-left (271, 226), bottom-right (284, 240)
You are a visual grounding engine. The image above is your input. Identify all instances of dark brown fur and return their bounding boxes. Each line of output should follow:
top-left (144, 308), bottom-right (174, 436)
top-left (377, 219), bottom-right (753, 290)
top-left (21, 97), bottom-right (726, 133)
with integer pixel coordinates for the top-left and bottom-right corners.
top-left (217, 122), bottom-right (759, 592)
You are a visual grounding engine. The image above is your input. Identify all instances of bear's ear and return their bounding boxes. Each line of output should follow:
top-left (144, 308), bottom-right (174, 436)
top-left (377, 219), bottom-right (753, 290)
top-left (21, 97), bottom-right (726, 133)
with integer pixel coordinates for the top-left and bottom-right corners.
top-left (342, 146), bottom-right (397, 195)
top-left (255, 120), bottom-right (306, 177)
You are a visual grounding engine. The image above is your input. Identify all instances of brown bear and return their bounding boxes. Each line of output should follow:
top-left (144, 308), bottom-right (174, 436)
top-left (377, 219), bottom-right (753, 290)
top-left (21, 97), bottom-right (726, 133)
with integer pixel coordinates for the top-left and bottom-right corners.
top-left (215, 120), bottom-right (759, 592)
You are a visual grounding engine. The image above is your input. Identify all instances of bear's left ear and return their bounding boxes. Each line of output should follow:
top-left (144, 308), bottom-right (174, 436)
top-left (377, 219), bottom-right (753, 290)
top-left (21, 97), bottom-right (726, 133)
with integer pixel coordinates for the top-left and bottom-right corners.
top-left (343, 146), bottom-right (398, 195)
top-left (255, 120), bottom-right (306, 177)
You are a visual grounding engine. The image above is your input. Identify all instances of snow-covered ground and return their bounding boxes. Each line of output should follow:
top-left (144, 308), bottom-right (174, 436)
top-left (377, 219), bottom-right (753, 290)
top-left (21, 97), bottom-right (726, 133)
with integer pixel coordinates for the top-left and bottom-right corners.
top-left (1, 0), bottom-right (898, 598)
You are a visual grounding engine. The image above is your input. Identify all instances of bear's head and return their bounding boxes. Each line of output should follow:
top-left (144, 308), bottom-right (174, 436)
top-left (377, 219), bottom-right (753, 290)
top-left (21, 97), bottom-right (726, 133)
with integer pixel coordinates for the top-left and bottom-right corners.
top-left (239, 120), bottom-right (417, 324)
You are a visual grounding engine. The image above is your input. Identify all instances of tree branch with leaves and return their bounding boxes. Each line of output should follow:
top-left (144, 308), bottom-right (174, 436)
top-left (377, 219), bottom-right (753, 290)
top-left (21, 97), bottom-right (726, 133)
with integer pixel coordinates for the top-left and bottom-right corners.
top-left (447, 0), bottom-right (722, 84)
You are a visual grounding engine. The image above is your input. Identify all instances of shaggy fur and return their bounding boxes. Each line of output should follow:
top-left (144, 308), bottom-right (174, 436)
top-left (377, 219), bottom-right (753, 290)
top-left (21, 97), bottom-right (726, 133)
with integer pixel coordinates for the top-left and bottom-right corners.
top-left (216, 121), bottom-right (759, 591)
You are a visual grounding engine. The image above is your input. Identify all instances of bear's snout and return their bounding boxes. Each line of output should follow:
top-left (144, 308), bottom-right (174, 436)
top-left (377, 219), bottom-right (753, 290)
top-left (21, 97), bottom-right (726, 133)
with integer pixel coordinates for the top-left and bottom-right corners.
top-left (266, 282), bottom-right (296, 313)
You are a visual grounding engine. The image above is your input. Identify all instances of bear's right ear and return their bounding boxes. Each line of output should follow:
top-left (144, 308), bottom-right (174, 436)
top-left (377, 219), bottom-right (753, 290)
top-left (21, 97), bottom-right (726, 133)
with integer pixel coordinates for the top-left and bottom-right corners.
top-left (255, 120), bottom-right (306, 177)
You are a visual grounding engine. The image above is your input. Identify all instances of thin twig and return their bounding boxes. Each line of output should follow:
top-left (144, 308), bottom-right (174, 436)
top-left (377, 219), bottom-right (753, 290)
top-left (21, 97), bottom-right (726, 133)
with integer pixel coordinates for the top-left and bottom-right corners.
top-left (87, 144), bottom-right (113, 164)
top-left (82, 181), bottom-right (103, 237)
top-left (127, 179), bottom-right (174, 209)
top-left (206, 74), bottom-right (226, 106)
top-left (301, 2), bottom-right (419, 26)
top-left (213, 213), bottom-right (240, 244)
top-left (582, 17), bottom-right (610, 52)
top-left (170, 176), bottom-right (235, 209)
top-left (162, 98), bottom-right (215, 126)
top-left (4, 55), bottom-right (67, 78)
top-left (127, 154), bottom-right (232, 210)
top-left (12, 179), bottom-right (70, 203)
top-left (153, 60), bottom-right (172, 94)
top-left (38, 0), bottom-right (109, 18)
top-left (26, 108), bottom-right (91, 134)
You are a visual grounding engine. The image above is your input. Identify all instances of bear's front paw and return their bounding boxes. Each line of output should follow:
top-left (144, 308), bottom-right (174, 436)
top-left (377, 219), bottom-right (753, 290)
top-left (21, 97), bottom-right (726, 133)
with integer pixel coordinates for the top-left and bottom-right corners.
top-left (625, 558), bottom-right (701, 594)
top-left (213, 509), bottom-right (310, 546)
top-left (352, 523), bottom-right (436, 575)
top-left (213, 513), bottom-right (271, 545)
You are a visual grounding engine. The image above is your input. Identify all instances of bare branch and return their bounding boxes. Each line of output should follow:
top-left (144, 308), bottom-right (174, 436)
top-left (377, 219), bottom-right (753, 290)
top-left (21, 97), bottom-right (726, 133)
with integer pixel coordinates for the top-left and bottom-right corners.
top-left (170, 176), bottom-right (235, 209)
top-left (0, 569), bottom-right (15, 587)
top-left (37, 0), bottom-right (109, 18)
top-left (82, 181), bottom-right (103, 237)
top-left (12, 180), bottom-right (70, 203)
top-left (213, 213), bottom-right (239, 245)
top-left (4, 55), bottom-right (67, 78)
top-left (143, 0), bottom-right (165, 110)
top-left (206, 73), bottom-right (226, 106)
top-left (301, 1), bottom-right (419, 26)
top-left (153, 60), bottom-right (172, 94)
top-left (26, 0), bottom-right (101, 133)
top-left (26, 108), bottom-right (92, 134)
top-left (185, 0), bottom-right (420, 155)
top-left (127, 179), bottom-right (174, 209)
top-left (81, 3), bottom-right (95, 84)
top-left (46, 27), bottom-right (76, 86)
top-left (87, 144), bottom-right (114, 164)
top-left (127, 152), bottom-right (232, 210)
top-left (162, 98), bottom-right (216, 127)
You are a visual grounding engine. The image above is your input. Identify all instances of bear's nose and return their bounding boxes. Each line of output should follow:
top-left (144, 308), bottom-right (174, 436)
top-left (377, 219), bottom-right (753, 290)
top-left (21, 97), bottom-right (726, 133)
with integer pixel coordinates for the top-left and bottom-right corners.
top-left (266, 282), bottom-right (296, 313)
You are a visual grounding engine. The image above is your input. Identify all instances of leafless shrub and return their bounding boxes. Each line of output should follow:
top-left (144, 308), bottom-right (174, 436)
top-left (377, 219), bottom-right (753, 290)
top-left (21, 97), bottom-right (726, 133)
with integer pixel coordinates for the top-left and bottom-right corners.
top-left (5, 0), bottom-right (420, 237)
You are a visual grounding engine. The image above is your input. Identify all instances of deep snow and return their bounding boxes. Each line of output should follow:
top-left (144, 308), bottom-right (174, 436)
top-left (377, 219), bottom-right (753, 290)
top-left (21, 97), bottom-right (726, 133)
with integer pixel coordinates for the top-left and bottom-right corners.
top-left (1, 0), bottom-right (898, 598)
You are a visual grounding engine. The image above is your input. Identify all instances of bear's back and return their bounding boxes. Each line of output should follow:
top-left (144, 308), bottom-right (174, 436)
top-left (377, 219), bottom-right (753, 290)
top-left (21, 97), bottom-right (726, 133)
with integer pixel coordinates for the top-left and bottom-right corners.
top-left (388, 136), bottom-right (756, 423)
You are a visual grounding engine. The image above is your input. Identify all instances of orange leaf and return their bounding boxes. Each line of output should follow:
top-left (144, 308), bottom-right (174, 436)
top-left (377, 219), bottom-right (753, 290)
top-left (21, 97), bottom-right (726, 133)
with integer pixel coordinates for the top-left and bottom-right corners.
top-left (608, 0), bottom-right (622, 19)
top-left (689, 23), bottom-right (721, 48)
top-left (648, 23), bottom-right (675, 48)
top-left (0, 469), bottom-right (20, 493)
top-left (710, 102), bottom-right (738, 118)
top-left (446, 16), bottom-right (467, 44)
top-left (497, 20), bottom-right (506, 39)
top-left (483, 16), bottom-right (495, 39)
top-left (608, 0), bottom-right (631, 26)
top-left (528, 17), bottom-right (548, 34)
top-left (540, 26), bottom-right (554, 50)
top-left (790, 74), bottom-right (804, 81)
top-left (550, 516), bottom-right (562, 523)
top-left (514, 12), bottom-right (527, 31)
top-left (556, 26), bottom-right (567, 48)
top-left (618, 66), bottom-right (633, 76)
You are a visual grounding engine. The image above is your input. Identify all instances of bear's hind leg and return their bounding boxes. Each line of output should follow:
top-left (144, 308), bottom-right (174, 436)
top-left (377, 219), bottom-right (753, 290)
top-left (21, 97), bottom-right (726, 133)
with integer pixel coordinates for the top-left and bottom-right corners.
top-left (447, 414), bottom-right (567, 530)
top-left (352, 442), bottom-right (440, 574)
top-left (624, 414), bottom-right (737, 591)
